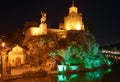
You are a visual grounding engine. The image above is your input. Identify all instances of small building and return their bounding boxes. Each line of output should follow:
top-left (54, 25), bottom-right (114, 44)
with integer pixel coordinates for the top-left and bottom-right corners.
top-left (8, 45), bottom-right (25, 67)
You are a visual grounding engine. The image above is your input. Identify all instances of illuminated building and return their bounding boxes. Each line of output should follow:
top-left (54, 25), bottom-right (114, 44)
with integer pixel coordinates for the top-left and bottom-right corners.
top-left (64, 1), bottom-right (85, 30)
top-left (23, 1), bottom-right (111, 73)
top-left (25, 1), bottom-right (85, 37)
top-left (8, 45), bottom-right (25, 67)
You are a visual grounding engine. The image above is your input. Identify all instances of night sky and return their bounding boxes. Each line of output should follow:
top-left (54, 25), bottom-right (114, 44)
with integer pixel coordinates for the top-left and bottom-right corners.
top-left (0, 0), bottom-right (120, 45)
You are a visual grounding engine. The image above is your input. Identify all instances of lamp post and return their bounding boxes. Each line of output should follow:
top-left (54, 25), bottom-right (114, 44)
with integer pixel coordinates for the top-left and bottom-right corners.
top-left (0, 42), bottom-right (8, 80)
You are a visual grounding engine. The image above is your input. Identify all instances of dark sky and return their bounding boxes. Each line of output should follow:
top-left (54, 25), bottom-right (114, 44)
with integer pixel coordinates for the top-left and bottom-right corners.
top-left (0, 0), bottom-right (120, 45)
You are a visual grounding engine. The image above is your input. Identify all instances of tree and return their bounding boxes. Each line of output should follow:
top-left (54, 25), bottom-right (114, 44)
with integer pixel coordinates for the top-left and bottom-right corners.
top-left (3, 28), bottom-right (24, 46)
top-left (12, 28), bottom-right (24, 45)
top-left (23, 32), bottom-right (59, 66)
top-left (86, 21), bottom-right (94, 34)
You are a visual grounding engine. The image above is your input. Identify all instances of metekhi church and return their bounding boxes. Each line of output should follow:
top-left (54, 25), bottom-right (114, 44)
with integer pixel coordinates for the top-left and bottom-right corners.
top-left (25, 1), bottom-right (88, 38)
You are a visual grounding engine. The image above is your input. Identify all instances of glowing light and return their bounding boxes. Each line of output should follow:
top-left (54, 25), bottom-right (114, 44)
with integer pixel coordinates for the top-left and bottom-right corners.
top-left (58, 65), bottom-right (67, 72)
top-left (105, 68), bottom-right (111, 74)
top-left (69, 66), bottom-right (79, 70)
top-left (85, 69), bottom-right (103, 80)
top-left (64, 22), bottom-right (82, 30)
top-left (57, 69), bottom-right (111, 82)
top-left (2, 42), bottom-right (5, 48)
top-left (76, 23), bottom-right (81, 30)
top-left (106, 60), bottom-right (112, 65)
top-left (30, 27), bottom-right (41, 36)
top-left (69, 74), bottom-right (78, 79)
top-left (58, 75), bottom-right (67, 81)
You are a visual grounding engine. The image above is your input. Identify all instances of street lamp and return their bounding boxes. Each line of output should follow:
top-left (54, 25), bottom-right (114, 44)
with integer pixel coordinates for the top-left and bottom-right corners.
top-left (1, 42), bottom-right (5, 49)
top-left (0, 42), bottom-right (8, 79)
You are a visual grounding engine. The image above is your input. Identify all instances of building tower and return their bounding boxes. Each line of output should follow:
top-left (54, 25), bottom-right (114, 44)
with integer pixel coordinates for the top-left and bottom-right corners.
top-left (64, 1), bottom-right (85, 30)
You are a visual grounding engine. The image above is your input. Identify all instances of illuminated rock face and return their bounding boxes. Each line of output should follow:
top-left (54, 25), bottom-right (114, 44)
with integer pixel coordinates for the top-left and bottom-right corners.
top-left (24, 28), bottom-right (112, 70)
top-left (64, 2), bottom-right (85, 30)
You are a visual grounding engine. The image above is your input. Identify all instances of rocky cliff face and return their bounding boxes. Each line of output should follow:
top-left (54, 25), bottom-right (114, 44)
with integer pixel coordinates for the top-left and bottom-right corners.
top-left (23, 29), bottom-right (111, 68)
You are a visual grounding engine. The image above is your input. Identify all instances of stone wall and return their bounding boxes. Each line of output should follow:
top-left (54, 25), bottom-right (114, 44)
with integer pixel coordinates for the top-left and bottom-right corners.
top-left (10, 65), bottom-right (42, 76)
